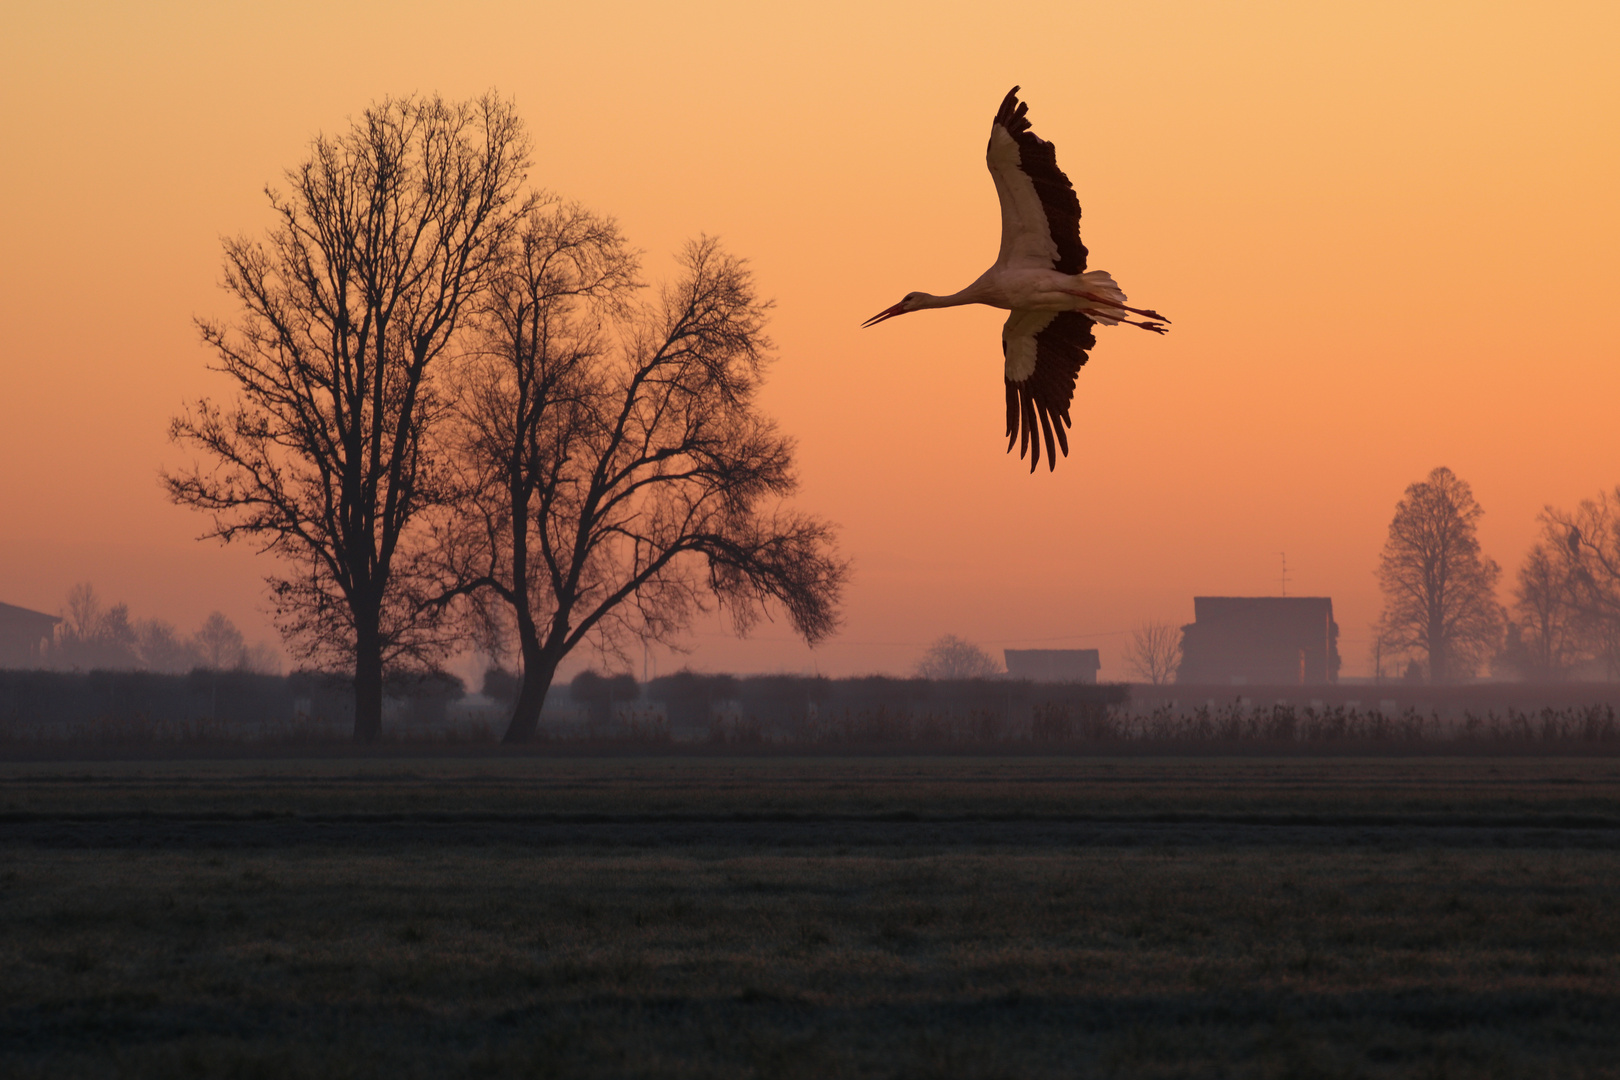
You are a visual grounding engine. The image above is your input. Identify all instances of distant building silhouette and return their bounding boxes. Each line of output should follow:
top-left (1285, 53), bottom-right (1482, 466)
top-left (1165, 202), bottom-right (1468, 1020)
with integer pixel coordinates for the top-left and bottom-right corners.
top-left (1177, 597), bottom-right (1340, 685)
top-left (1003, 648), bottom-right (1101, 683)
top-left (0, 601), bottom-right (60, 669)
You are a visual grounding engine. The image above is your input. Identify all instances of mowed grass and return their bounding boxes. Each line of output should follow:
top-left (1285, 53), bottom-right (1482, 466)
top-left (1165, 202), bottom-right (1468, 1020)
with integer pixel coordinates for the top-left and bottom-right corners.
top-left (7, 756), bottom-right (1620, 819)
top-left (2, 758), bottom-right (1619, 1078)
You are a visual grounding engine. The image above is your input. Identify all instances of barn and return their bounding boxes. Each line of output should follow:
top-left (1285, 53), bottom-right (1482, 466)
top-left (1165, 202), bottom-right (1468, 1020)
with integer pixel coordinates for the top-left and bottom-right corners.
top-left (0, 601), bottom-right (60, 669)
top-left (1177, 597), bottom-right (1340, 686)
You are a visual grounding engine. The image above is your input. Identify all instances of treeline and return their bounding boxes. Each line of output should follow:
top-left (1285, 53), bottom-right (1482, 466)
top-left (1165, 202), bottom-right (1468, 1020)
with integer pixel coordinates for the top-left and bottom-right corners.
top-left (0, 669), bottom-right (464, 740)
top-left (35, 584), bottom-right (278, 675)
top-left (1374, 469), bottom-right (1620, 683)
top-left (5, 669), bottom-right (1618, 753)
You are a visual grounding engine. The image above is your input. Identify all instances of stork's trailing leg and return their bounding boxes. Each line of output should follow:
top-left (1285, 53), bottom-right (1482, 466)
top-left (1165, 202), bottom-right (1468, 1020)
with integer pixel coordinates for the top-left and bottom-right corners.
top-left (1065, 289), bottom-right (1171, 326)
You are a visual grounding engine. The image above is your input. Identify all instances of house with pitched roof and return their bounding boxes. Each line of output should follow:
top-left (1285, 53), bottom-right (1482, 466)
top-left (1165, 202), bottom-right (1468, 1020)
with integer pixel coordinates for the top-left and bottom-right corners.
top-left (1177, 597), bottom-right (1340, 685)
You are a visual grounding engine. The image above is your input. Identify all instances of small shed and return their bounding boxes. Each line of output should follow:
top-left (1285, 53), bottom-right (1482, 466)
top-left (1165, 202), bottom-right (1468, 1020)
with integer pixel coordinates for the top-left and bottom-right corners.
top-left (1003, 648), bottom-right (1101, 684)
top-left (0, 601), bottom-right (61, 669)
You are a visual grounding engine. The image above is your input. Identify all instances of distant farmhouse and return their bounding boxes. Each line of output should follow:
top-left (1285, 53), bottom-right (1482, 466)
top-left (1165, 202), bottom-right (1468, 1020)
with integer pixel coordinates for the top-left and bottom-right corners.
top-left (0, 601), bottom-right (60, 669)
top-left (1003, 648), bottom-right (1101, 684)
top-left (1177, 597), bottom-right (1340, 685)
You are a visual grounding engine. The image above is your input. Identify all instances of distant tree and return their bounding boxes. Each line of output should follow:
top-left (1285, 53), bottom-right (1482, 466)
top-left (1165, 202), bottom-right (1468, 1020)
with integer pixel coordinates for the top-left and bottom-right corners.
top-left (241, 641), bottom-right (283, 675)
top-left (480, 666), bottom-right (520, 704)
top-left (136, 620), bottom-right (199, 673)
top-left (190, 612), bottom-right (247, 670)
top-left (1369, 623), bottom-right (1392, 684)
top-left (1541, 486), bottom-right (1620, 678)
top-left (1375, 467), bottom-right (1503, 683)
top-left (436, 216), bottom-right (847, 744)
top-left (165, 93), bottom-right (534, 742)
top-left (1505, 542), bottom-right (1587, 680)
top-left (570, 670), bottom-right (641, 726)
top-left (915, 635), bottom-right (1002, 680)
top-left (1125, 621), bottom-right (1181, 684)
top-left (51, 584), bottom-right (139, 670)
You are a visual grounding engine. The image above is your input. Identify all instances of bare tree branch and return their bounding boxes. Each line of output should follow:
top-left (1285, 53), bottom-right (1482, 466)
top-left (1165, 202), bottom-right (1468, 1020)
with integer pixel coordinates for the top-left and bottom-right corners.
top-left (914, 636), bottom-right (1001, 680)
top-left (439, 222), bottom-right (848, 742)
top-left (164, 93), bottom-right (533, 742)
top-left (1126, 622), bottom-right (1181, 684)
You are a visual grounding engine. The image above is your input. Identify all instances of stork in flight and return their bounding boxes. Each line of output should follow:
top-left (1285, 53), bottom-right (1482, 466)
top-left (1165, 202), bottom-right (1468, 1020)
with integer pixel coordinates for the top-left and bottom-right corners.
top-left (863, 86), bottom-right (1168, 472)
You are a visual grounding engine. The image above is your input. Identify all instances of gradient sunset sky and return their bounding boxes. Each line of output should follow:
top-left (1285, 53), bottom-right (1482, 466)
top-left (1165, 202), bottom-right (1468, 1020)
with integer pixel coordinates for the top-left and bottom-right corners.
top-left (2, 0), bottom-right (1616, 680)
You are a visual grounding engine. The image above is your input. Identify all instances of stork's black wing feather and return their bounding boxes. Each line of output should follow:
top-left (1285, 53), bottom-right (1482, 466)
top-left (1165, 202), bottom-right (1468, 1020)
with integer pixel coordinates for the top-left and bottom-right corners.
top-left (1004, 311), bottom-right (1095, 472)
top-left (991, 87), bottom-right (1088, 275)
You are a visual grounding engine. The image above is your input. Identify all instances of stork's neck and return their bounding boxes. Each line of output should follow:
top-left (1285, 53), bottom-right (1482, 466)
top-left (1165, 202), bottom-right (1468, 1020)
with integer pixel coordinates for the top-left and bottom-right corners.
top-left (914, 279), bottom-right (996, 310)
top-left (914, 274), bottom-right (999, 310)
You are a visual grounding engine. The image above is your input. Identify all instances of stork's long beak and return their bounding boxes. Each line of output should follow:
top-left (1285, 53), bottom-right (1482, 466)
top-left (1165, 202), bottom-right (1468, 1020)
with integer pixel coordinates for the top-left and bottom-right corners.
top-left (861, 301), bottom-right (907, 328)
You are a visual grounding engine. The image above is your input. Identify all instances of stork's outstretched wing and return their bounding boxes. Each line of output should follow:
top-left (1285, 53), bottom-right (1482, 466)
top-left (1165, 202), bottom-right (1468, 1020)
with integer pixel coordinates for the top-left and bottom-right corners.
top-left (987, 86), bottom-right (1088, 275)
top-left (1003, 309), bottom-right (1094, 472)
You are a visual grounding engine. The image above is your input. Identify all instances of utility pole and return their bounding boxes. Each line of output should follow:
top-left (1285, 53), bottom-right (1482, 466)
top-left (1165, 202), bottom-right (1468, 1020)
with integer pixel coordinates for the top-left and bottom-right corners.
top-left (1278, 552), bottom-right (1291, 597)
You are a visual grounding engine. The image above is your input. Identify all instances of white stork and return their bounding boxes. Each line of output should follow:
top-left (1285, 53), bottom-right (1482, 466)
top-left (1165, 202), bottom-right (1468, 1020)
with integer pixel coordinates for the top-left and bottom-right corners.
top-left (863, 86), bottom-right (1168, 472)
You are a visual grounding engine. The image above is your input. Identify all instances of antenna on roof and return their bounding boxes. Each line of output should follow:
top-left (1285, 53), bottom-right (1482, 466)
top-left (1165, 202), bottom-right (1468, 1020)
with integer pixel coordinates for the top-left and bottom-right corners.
top-left (1278, 552), bottom-right (1290, 597)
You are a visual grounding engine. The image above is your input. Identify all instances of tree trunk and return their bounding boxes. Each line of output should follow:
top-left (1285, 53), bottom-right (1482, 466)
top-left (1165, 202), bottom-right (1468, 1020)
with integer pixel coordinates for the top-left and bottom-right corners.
top-left (354, 614), bottom-right (385, 744)
top-left (502, 644), bottom-right (560, 744)
top-left (1428, 627), bottom-right (1448, 683)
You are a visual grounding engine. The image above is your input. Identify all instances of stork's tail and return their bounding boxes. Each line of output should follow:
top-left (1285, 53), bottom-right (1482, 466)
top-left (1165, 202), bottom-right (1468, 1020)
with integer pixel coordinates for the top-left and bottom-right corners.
top-left (1070, 271), bottom-right (1169, 331)
top-left (1080, 271), bottom-right (1125, 319)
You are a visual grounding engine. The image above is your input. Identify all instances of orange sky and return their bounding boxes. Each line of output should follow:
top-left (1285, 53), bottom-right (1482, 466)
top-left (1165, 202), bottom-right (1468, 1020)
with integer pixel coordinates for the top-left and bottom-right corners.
top-left (2, 0), bottom-right (1617, 682)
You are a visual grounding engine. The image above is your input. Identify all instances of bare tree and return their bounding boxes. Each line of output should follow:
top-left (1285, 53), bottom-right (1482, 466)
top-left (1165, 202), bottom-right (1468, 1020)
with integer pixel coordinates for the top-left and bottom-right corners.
top-left (914, 635), bottom-right (1002, 680)
top-left (137, 621), bottom-right (198, 674)
top-left (165, 93), bottom-right (533, 742)
top-left (190, 612), bottom-right (247, 670)
top-left (1125, 621), bottom-right (1181, 684)
top-left (440, 224), bottom-right (848, 743)
top-left (1543, 486), bottom-right (1620, 678)
top-left (1375, 467), bottom-right (1503, 683)
top-left (51, 584), bottom-right (139, 670)
top-left (1507, 542), bottom-right (1587, 679)
top-left (1369, 623), bottom-right (1392, 684)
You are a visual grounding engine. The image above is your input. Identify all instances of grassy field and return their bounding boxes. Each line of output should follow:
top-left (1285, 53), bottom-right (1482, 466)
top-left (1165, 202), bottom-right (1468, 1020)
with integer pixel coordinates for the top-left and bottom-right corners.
top-left (3, 758), bottom-right (1619, 1077)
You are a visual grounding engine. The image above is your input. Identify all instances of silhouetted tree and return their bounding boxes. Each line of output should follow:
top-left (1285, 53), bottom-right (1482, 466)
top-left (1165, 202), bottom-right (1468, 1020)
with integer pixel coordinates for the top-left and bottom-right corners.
top-left (438, 217), bottom-right (847, 743)
top-left (1542, 486), bottom-right (1620, 678)
top-left (1125, 621), bottom-right (1181, 684)
top-left (1506, 542), bottom-right (1586, 679)
top-left (914, 635), bottom-right (1001, 679)
top-left (1375, 467), bottom-right (1502, 682)
top-left (166, 93), bottom-right (533, 742)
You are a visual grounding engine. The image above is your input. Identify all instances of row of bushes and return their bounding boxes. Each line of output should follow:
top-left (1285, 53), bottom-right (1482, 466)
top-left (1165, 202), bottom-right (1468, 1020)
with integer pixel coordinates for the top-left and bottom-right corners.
top-left (612, 701), bottom-right (1620, 749)
top-left (0, 669), bottom-right (465, 732)
top-left (3, 669), bottom-right (1618, 750)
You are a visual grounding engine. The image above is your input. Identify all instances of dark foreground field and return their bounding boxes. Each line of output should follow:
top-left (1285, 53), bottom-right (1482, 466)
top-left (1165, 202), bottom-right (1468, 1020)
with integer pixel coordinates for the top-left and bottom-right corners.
top-left (3, 759), bottom-right (1619, 1078)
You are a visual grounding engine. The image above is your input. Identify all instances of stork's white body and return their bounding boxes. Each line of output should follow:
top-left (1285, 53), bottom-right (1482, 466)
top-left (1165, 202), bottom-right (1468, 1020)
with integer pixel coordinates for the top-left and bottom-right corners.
top-left (920, 267), bottom-right (1124, 316)
top-left (863, 87), bottom-right (1167, 472)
